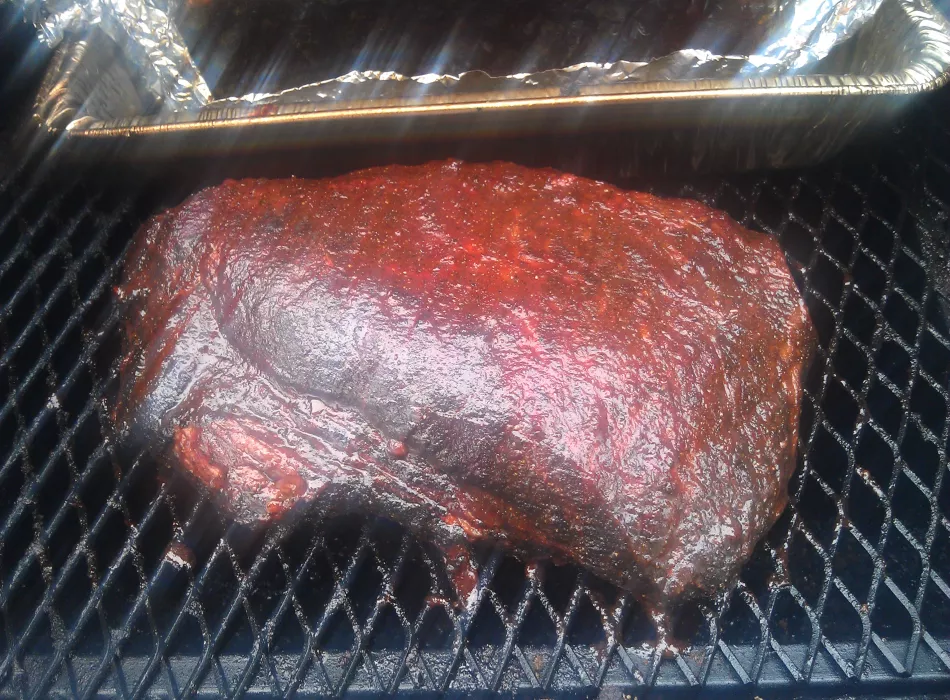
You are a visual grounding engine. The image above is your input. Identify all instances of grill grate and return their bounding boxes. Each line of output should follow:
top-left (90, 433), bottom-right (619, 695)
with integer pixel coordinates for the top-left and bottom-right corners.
top-left (3, 28), bottom-right (950, 700)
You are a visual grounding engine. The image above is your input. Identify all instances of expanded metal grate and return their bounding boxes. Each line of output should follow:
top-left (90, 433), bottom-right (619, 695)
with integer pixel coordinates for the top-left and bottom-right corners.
top-left (3, 23), bottom-right (950, 700)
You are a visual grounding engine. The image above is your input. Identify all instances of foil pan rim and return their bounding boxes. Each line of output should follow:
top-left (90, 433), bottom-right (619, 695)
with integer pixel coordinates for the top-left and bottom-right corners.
top-left (67, 75), bottom-right (950, 139)
top-left (32, 0), bottom-right (950, 142)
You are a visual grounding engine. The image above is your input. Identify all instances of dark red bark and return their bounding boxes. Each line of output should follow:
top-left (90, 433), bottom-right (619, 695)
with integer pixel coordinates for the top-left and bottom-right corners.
top-left (114, 160), bottom-right (814, 606)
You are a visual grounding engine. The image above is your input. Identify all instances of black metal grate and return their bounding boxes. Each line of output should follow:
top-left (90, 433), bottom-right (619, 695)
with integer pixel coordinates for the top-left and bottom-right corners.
top-left (4, 28), bottom-right (950, 700)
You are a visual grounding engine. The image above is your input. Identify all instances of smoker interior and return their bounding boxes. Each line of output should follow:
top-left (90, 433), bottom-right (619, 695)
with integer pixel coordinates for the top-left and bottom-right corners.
top-left (3, 14), bottom-right (950, 700)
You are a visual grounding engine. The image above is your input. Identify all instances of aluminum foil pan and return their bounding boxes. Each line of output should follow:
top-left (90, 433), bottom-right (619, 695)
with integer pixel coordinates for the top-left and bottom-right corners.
top-left (17, 0), bottom-right (950, 169)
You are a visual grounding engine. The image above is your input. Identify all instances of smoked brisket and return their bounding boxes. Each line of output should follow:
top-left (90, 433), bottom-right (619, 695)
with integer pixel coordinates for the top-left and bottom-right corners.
top-left (114, 160), bottom-right (815, 606)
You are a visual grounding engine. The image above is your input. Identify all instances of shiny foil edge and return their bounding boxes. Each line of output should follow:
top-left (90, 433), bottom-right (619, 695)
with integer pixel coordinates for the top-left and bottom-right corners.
top-left (50, 0), bottom-right (950, 133)
top-left (17, 0), bottom-right (909, 111)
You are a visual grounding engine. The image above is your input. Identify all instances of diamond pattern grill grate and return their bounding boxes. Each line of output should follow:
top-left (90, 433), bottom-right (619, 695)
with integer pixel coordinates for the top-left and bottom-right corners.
top-left (3, 25), bottom-right (950, 700)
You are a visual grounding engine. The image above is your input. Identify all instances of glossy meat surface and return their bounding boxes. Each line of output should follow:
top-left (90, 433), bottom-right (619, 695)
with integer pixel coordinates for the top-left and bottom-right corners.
top-left (114, 160), bottom-right (815, 606)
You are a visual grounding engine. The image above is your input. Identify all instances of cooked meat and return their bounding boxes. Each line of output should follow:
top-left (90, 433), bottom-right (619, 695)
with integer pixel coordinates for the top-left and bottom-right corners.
top-left (114, 160), bottom-right (814, 607)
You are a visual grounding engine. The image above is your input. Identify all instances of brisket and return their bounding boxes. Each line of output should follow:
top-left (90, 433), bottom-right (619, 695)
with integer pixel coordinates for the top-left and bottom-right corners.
top-left (114, 160), bottom-right (815, 607)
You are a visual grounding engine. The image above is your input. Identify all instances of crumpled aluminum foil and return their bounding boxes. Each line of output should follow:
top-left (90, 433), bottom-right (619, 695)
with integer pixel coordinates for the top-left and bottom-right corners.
top-left (13, 0), bottom-right (887, 110)
top-left (756, 0), bottom-right (885, 69)
top-left (226, 52), bottom-right (786, 109)
top-left (16, 0), bottom-right (210, 108)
